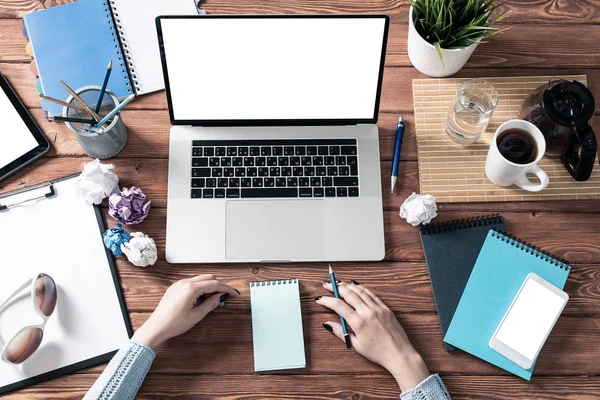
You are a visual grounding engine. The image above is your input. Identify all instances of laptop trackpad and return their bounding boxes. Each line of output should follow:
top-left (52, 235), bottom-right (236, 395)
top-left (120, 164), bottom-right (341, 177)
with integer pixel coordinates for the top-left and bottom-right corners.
top-left (225, 200), bottom-right (325, 261)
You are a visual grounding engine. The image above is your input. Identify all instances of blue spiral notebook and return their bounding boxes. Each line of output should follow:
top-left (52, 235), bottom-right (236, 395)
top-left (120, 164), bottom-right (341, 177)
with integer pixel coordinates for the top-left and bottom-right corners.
top-left (23, 0), bottom-right (200, 116)
top-left (444, 230), bottom-right (571, 380)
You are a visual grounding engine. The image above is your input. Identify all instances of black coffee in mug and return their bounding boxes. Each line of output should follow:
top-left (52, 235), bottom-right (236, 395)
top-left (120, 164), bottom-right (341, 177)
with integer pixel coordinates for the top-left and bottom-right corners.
top-left (497, 128), bottom-right (538, 164)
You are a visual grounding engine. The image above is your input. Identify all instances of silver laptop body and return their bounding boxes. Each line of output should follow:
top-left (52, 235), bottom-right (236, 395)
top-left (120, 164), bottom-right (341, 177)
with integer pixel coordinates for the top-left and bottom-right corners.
top-left (157, 15), bottom-right (389, 263)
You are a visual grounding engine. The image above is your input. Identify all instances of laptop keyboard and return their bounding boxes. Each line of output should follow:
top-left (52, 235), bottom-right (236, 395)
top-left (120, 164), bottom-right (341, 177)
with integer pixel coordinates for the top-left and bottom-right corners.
top-left (190, 139), bottom-right (359, 199)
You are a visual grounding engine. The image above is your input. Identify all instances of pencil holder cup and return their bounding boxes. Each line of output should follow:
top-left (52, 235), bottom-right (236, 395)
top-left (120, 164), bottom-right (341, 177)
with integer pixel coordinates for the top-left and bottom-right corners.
top-left (63, 86), bottom-right (128, 159)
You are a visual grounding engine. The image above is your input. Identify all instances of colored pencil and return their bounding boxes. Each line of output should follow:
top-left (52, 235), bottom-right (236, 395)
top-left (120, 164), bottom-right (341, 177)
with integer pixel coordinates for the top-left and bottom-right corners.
top-left (48, 116), bottom-right (96, 124)
top-left (60, 80), bottom-right (103, 124)
top-left (95, 94), bottom-right (135, 129)
top-left (39, 95), bottom-right (86, 112)
top-left (94, 60), bottom-right (112, 113)
top-left (329, 265), bottom-right (352, 349)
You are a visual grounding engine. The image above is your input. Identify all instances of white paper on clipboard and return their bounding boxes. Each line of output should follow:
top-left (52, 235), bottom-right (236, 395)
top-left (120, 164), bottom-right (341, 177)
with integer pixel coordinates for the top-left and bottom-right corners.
top-left (0, 175), bottom-right (130, 392)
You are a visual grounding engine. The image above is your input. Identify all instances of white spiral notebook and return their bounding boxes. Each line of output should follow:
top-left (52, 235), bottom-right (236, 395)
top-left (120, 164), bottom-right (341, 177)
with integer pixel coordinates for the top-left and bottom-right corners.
top-left (250, 279), bottom-right (306, 372)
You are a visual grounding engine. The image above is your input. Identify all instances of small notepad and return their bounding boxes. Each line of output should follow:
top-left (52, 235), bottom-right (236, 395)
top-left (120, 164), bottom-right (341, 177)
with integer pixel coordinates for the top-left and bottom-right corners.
top-left (250, 279), bottom-right (306, 372)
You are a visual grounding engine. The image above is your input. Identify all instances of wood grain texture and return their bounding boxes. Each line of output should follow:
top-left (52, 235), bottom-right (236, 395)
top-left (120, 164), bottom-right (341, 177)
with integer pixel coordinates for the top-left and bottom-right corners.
top-left (6, 374), bottom-right (600, 400)
top-left (3, 0), bottom-right (600, 24)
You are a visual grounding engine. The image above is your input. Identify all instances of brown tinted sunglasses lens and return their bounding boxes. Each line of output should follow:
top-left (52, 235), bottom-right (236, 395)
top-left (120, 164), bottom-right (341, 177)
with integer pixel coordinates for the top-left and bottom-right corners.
top-left (5, 327), bottom-right (44, 364)
top-left (35, 274), bottom-right (57, 317)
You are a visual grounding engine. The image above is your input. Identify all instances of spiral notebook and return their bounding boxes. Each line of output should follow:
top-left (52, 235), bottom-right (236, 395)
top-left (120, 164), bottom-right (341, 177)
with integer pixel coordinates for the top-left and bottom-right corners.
top-left (444, 230), bottom-right (571, 380)
top-left (23, 0), bottom-right (201, 116)
top-left (250, 279), bottom-right (306, 372)
top-left (419, 214), bottom-right (506, 351)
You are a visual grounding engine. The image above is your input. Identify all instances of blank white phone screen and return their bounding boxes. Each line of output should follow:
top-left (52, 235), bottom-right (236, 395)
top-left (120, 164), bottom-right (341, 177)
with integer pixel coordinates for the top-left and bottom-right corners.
top-left (0, 88), bottom-right (38, 169)
top-left (159, 18), bottom-right (387, 121)
top-left (495, 278), bottom-right (566, 360)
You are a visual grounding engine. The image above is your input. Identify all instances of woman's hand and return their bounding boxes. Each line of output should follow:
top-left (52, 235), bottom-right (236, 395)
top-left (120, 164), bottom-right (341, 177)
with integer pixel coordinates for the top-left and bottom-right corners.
top-left (132, 274), bottom-right (240, 349)
top-left (317, 281), bottom-right (429, 392)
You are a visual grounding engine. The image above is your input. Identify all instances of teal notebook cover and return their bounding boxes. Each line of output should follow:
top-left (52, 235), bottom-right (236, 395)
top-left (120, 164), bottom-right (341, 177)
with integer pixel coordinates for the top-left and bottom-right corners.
top-left (444, 230), bottom-right (570, 380)
top-left (250, 279), bottom-right (306, 372)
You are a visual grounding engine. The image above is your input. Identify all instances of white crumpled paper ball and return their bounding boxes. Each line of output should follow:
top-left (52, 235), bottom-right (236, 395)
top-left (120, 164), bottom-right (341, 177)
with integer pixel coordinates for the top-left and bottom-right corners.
top-left (76, 159), bottom-right (119, 205)
top-left (121, 232), bottom-right (158, 268)
top-left (399, 192), bottom-right (438, 226)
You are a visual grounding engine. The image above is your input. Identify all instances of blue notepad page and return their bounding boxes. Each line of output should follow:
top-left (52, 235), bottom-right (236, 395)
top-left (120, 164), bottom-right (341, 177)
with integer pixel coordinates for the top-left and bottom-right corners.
top-left (250, 279), bottom-right (306, 372)
top-left (24, 0), bottom-right (132, 116)
top-left (444, 230), bottom-right (570, 380)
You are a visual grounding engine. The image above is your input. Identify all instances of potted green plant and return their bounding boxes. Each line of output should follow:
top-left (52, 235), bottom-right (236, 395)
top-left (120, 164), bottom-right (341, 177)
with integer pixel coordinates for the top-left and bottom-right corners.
top-left (408, 0), bottom-right (509, 77)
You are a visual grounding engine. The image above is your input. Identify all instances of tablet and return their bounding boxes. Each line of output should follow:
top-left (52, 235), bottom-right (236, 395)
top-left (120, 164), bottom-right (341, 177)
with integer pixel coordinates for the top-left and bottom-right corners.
top-left (0, 72), bottom-right (50, 182)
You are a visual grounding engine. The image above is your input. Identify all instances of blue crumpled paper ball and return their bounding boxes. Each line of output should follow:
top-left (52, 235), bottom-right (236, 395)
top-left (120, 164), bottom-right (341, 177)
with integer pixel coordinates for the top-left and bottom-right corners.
top-left (103, 223), bottom-right (131, 256)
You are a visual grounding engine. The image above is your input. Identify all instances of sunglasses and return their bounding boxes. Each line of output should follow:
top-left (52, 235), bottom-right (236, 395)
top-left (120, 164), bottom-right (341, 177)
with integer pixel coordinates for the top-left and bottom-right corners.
top-left (0, 273), bottom-right (57, 364)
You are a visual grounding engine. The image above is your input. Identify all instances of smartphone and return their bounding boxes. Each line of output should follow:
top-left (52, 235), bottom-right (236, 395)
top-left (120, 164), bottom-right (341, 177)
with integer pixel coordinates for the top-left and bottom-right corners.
top-left (489, 273), bottom-right (568, 369)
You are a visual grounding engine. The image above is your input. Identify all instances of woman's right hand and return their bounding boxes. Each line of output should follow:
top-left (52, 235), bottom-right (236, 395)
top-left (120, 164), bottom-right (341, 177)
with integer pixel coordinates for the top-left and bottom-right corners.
top-left (316, 281), bottom-right (430, 392)
top-left (132, 274), bottom-right (240, 349)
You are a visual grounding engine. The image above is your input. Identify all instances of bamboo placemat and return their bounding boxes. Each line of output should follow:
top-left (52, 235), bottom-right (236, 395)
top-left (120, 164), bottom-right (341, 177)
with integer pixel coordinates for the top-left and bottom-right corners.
top-left (412, 75), bottom-right (600, 203)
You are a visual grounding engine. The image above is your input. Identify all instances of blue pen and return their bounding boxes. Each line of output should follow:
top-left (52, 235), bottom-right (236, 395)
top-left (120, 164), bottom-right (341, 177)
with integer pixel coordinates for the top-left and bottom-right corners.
top-left (391, 117), bottom-right (405, 193)
top-left (329, 265), bottom-right (352, 349)
top-left (95, 94), bottom-right (135, 129)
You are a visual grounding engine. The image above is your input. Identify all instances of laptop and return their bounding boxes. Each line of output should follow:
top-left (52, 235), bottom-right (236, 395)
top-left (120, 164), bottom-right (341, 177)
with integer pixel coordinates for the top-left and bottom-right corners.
top-left (156, 15), bottom-right (389, 263)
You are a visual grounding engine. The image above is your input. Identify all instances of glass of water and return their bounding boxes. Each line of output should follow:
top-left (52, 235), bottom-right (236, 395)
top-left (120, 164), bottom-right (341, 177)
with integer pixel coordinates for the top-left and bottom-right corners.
top-left (446, 78), bottom-right (499, 145)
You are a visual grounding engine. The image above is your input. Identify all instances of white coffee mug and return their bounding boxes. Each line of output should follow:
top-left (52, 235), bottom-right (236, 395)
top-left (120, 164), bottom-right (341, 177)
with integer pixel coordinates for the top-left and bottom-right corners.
top-left (485, 120), bottom-right (549, 192)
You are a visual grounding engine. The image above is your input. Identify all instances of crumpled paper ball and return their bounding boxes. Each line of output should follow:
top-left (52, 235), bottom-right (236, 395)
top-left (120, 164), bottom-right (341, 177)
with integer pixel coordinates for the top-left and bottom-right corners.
top-left (76, 159), bottom-right (119, 205)
top-left (121, 232), bottom-right (158, 267)
top-left (103, 224), bottom-right (131, 256)
top-left (399, 192), bottom-right (438, 226)
top-left (108, 186), bottom-right (151, 225)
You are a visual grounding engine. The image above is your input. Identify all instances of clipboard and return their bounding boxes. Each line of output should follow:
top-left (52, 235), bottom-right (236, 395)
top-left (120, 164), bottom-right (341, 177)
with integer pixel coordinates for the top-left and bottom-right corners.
top-left (0, 173), bottom-right (132, 394)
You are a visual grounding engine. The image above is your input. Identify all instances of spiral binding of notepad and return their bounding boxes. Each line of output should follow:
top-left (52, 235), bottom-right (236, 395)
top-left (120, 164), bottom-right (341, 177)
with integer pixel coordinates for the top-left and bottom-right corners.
top-left (105, 1), bottom-right (139, 94)
top-left (490, 229), bottom-right (571, 270)
top-left (420, 214), bottom-right (504, 235)
top-left (250, 279), bottom-right (298, 288)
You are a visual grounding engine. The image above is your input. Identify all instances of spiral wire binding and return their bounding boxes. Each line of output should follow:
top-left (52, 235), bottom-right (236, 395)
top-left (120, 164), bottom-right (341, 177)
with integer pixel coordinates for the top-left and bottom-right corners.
top-left (251, 279), bottom-right (298, 287)
top-left (420, 214), bottom-right (504, 235)
top-left (490, 229), bottom-right (570, 270)
top-left (104, 1), bottom-right (140, 94)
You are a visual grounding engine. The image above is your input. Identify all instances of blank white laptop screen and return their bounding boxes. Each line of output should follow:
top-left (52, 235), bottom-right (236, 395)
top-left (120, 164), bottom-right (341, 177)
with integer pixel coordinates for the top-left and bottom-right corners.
top-left (158, 17), bottom-right (388, 122)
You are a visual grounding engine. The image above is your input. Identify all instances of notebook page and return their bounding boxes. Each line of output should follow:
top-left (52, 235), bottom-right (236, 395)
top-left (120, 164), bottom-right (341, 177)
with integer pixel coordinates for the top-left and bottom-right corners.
top-left (250, 280), bottom-right (306, 372)
top-left (0, 177), bottom-right (129, 389)
top-left (112, 0), bottom-right (200, 95)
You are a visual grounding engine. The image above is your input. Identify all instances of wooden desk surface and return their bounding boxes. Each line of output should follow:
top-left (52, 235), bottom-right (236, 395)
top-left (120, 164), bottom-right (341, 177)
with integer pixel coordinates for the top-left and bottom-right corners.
top-left (1, 1), bottom-right (599, 398)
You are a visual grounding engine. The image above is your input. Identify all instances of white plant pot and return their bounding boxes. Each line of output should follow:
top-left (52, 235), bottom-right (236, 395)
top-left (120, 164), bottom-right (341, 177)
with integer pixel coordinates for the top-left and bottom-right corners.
top-left (407, 6), bottom-right (478, 78)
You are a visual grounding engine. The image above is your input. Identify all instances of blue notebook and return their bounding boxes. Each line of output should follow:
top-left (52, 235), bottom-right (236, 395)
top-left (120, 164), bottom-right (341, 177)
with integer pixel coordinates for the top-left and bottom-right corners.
top-left (444, 230), bottom-right (570, 380)
top-left (250, 279), bottom-right (306, 372)
top-left (23, 0), bottom-right (200, 116)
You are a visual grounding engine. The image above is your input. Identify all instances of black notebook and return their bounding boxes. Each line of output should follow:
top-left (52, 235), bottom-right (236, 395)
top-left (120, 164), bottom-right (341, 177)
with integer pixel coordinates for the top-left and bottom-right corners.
top-left (419, 214), bottom-right (505, 351)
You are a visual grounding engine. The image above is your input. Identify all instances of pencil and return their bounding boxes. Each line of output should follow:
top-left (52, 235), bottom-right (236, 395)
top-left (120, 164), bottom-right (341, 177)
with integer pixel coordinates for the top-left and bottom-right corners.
top-left (40, 95), bottom-right (86, 112)
top-left (48, 116), bottom-right (97, 124)
top-left (329, 265), bottom-right (352, 349)
top-left (60, 80), bottom-right (103, 124)
top-left (94, 60), bottom-right (112, 113)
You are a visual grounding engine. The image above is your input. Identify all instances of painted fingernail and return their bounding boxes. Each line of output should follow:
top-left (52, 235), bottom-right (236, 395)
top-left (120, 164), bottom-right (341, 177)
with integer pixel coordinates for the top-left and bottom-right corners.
top-left (315, 296), bottom-right (322, 301)
top-left (234, 289), bottom-right (241, 295)
top-left (351, 280), bottom-right (360, 285)
top-left (323, 323), bottom-right (333, 333)
top-left (220, 293), bottom-right (230, 303)
top-left (323, 280), bottom-right (341, 285)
